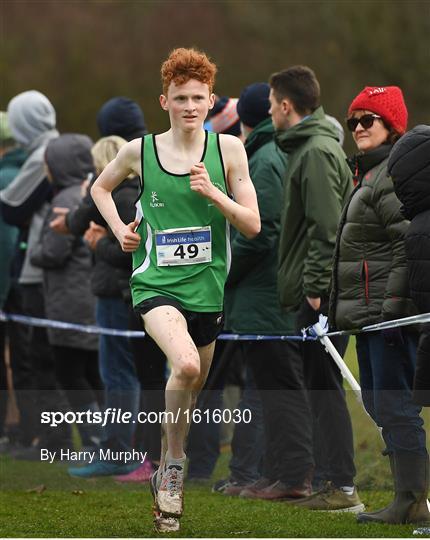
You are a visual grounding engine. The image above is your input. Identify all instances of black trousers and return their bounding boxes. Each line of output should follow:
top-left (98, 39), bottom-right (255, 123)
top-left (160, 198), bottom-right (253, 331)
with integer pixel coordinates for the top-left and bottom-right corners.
top-left (53, 346), bottom-right (103, 409)
top-left (3, 282), bottom-right (35, 444)
top-left (20, 283), bottom-right (71, 447)
top-left (248, 340), bottom-right (314, 485)
top-left (296, 297), bottom-right (356, 486)
top-left (413, 324), bottom-right (430, 407)
top-left (0, 321), bottom-right (8, 438)
top-left (186, 341), bottom-right (227, 479)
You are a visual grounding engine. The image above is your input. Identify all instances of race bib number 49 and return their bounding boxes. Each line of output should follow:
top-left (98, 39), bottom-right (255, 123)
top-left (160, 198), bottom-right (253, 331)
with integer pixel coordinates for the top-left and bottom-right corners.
top-left (155, 226), bottom-right (212, 266)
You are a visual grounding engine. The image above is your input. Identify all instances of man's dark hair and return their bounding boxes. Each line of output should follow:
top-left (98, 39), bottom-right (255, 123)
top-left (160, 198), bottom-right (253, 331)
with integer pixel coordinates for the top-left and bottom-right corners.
top-left (269, 66), bottom-right (320, 116)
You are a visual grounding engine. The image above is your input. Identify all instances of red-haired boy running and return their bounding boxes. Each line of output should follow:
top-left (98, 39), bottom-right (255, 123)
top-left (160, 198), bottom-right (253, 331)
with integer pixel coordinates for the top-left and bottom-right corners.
top-left (91, 47), bottom-right (260, 531)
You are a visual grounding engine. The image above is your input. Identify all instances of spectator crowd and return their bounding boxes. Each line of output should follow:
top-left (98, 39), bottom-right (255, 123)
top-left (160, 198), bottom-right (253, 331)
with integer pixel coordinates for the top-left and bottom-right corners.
top-left (0, 61), bottom-right (429, 527)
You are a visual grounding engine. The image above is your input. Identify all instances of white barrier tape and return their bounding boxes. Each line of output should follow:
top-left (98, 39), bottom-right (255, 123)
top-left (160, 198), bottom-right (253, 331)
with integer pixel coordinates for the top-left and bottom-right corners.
top-left (0, 312), bottom-right (146, 338)
top-left (323, 312), bottom-right (430, 338)
top-left (3, 310), bottom-right (428, 342)
top-left (363, 312), bottom-right (430, 331)
top-left (0, 311), bottom-right (315, 342)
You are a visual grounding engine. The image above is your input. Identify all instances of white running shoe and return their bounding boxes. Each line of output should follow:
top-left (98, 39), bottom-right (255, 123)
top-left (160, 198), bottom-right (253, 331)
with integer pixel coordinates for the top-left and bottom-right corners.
top-left (150, 470), bottom-right (180, 532)
top-left (157, 463), bottom-right (184, 517)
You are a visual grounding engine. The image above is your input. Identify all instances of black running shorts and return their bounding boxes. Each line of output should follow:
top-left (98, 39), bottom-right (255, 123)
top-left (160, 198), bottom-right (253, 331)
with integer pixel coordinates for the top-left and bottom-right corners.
top-left (134, 295), bottom-right (224, 347)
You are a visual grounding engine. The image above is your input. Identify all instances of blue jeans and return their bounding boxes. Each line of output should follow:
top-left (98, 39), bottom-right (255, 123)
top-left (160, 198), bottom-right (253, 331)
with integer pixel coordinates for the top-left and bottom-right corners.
top-left (356, 331), bottom-right (426, 455)
top-left (96, 297), bottom-right (140, 451)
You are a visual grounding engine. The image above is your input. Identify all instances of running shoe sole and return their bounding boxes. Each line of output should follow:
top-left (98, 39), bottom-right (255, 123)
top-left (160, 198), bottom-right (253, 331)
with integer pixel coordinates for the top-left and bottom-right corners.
top-left (315, 503), bottom-right (366, 514)
top-left (329, 503), bottom-right (365, 514)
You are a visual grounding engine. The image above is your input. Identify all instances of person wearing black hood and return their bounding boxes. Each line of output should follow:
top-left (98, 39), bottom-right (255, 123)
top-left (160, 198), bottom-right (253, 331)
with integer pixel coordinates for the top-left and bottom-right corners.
top-left (30, 134), bottom-right (103, 450)
top-left (388, 125), bottom-right (430, 408)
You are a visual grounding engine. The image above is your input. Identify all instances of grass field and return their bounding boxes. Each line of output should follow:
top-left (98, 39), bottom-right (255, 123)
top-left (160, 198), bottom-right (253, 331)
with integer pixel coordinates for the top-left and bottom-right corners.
top-left (1, 339), bottom-right (429, 538)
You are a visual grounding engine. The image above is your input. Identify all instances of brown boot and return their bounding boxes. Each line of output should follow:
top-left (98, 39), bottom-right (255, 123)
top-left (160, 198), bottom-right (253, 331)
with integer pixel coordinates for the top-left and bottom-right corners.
top-left (357, 452), bottom-right (430, 525)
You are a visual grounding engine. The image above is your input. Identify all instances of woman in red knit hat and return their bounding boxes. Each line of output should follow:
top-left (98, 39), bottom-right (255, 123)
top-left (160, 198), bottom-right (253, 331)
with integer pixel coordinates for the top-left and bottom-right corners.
top-left (328, 86), bottom-right (429, 526)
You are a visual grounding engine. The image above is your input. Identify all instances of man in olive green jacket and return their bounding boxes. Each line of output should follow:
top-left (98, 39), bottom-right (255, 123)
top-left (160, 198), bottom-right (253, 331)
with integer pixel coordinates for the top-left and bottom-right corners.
top-left (222, 83), bottom-right (314, 500)
top-left (275, 105), bottom-right (352, 308)
top-left (269, 66), bottom-right (363, 512)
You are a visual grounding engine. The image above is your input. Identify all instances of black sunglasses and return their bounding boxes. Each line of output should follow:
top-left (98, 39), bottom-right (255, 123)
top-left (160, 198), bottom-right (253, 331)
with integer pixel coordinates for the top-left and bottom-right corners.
top-left (346, 114), bottom-right (382, 132)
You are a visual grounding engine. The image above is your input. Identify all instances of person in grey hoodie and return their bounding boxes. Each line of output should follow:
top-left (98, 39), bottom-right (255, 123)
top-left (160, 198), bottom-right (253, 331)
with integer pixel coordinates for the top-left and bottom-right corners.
top-left (0, 91), bottom-right (71, 456)
top-left (30, 134), bottom-right (103, 449)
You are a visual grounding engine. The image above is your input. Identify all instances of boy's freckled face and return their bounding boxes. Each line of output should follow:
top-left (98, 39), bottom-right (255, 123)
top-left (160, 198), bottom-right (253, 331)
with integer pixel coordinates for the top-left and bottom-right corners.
top-left (160, 79), bottom-right (215, 130)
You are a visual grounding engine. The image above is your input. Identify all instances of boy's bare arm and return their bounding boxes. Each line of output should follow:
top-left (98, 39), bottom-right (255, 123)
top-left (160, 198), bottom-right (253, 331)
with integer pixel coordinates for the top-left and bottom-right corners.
top-left (90, 140), bottom-right (141, 252)
top-left (190, 135), bottom-right (260, 239)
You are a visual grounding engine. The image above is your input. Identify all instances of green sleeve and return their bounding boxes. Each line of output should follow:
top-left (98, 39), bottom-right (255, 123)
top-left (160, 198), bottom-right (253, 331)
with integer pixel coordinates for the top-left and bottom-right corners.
top-left (301, 148), bottom-right (350, 298)
top-left (227, 151), bottom-right (284, 286)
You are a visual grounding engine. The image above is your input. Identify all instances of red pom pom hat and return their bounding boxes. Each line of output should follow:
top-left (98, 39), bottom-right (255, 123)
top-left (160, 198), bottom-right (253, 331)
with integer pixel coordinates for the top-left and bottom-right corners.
top-left (348, 86), bottom-right (408, 135)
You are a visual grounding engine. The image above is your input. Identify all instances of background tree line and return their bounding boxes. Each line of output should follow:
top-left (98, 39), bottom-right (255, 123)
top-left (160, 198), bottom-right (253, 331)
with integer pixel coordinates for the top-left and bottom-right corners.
top-left (2, 0), bottom-right (429, 154)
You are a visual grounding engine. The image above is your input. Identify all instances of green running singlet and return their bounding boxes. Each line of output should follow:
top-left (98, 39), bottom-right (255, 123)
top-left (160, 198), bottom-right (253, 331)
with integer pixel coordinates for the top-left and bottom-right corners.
top-left (130, 131), bottom-right (231, 312)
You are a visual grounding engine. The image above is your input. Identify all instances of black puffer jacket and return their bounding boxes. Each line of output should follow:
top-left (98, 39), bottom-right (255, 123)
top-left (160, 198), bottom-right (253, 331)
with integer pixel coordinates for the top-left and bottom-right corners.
top-left (92, 177), bottom-right (139, 301)
top-left (67, 177), bottom-right (139, 300)
top-left (329, 144), bottom-right (416, 330)
top-left (388, 126), bottom-right (430, 313)
top-left (388, 125), bottom-right (430, 405)
top-left (388, 125), bottom-right (430, 313)
top-left (388, 125), bottom-right (430, 222)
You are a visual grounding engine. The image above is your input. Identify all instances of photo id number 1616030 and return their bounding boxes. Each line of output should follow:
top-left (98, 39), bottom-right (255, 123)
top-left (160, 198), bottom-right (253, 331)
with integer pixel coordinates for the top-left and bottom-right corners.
top-left (183, 408), bottom-right (252, 424)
